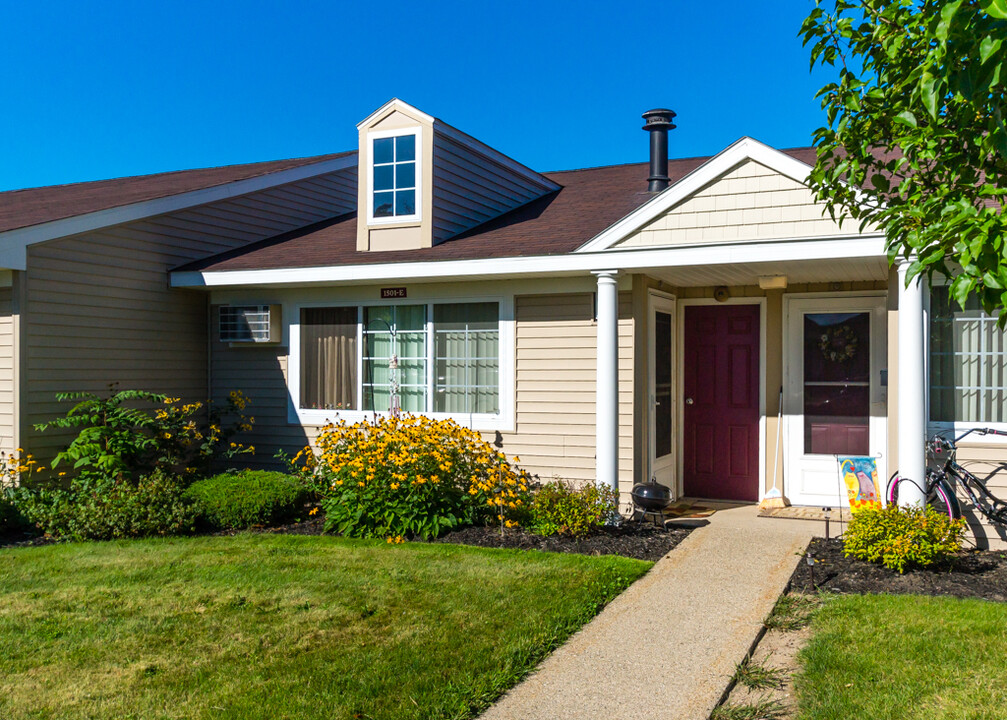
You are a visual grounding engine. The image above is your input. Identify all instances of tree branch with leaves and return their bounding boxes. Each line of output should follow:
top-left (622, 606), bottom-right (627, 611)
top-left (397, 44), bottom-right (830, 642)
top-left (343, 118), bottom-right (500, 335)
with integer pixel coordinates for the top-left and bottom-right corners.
top-left (802, 0), bottom-right (1007, 319)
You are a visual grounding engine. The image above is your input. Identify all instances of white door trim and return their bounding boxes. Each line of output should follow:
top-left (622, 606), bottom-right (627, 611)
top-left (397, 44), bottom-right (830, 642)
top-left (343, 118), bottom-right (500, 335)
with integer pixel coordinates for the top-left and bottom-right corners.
top-left (782, 292), bottom-right (888, 507)
top-left (648, 290), bottom-right (677, 494)
top-left (676, 297), bottom-right (767, 501)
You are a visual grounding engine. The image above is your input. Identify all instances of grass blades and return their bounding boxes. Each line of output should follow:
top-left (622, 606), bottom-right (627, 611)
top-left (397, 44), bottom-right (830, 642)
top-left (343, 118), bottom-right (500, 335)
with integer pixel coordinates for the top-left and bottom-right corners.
top-left (0, 534), bottom-right (651, 720)
top-left (764, 592), bottom-right (821, 631)
top-left (797, 594), bottom-right (1007, 720)
top-left (711, 699), bottom-right (787, 720)
top-left (731, 656), bottom-right (786, 690)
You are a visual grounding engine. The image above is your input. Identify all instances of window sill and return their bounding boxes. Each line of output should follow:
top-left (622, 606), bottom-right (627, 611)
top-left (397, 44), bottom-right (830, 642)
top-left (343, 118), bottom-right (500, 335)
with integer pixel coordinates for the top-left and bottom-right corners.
top-left (927, 421), bottom-right (1007, 445)
top-left (291, 408), bottom-right (514, 433)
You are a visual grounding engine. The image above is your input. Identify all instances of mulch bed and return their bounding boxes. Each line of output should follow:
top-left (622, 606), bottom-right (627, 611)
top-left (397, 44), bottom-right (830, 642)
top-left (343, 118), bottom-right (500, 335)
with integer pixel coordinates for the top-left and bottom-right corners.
top-left (1, 516), bottom-right (689, 562)
top-left (428, 522), bottom-right (692, 562)
top-left (0, 530), bottom-right (54, 550)
top-left (789, 536), bottom-right (1007, 602)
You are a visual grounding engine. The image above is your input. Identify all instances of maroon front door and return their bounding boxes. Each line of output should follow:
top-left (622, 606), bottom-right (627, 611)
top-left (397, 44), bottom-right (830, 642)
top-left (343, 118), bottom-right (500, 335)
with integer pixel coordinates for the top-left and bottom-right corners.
top-left (683, 304), bottom-right (760, 501)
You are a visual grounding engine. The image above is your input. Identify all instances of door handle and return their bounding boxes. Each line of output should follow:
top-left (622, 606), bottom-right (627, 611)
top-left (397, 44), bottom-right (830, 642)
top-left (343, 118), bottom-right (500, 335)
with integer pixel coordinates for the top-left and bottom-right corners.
top-left (685, 398), bottom-right (694, 405)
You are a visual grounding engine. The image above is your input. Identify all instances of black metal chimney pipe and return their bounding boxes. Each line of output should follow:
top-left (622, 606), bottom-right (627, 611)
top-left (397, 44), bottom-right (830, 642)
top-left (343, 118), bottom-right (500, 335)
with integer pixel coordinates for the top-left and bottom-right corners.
top-left (642, 108), bottom-right (677, 193)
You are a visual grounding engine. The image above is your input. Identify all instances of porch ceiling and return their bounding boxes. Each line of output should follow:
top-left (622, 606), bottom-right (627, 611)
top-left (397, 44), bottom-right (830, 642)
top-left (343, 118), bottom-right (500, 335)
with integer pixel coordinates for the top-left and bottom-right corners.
top-left (646, 256), bottom-right (889, 287)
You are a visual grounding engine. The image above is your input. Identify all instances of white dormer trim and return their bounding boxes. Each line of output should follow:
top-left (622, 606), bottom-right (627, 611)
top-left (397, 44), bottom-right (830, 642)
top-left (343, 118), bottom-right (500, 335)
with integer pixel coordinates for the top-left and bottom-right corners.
top-left (356, 98), bottom-right (435, 130)
top-left (574, 137), bottom-right (816, 253)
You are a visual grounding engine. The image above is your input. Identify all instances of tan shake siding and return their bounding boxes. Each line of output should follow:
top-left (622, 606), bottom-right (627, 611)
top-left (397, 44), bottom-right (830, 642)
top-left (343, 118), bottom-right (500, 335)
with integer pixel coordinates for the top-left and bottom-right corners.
top-left (495, 292), bottom-right (634, 499)
top-left (20, 169), bottom-right (356, 463)
top-left (0, 288), bottom-right (14, 454)
top-left (431, 132), bottom-right (552, 243)
top-left (615, 159), bottom-right (865, 248)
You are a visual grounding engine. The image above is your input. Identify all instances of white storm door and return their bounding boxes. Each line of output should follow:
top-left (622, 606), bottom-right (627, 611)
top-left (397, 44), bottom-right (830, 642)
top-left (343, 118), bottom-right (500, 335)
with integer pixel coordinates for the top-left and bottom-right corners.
top-left (649, 293), bottom-right (677, 492)
top-left (784, 295), bottom-right (887, 507)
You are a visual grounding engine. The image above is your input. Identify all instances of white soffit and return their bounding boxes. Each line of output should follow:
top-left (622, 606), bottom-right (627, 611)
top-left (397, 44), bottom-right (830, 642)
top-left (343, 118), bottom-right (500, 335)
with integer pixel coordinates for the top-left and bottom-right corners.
top-left (574, 137), bottom-right (818, 253)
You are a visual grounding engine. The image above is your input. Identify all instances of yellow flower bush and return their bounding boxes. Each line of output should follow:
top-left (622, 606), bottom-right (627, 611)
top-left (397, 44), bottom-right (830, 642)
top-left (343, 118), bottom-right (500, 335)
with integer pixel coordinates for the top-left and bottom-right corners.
top-left (842, 504), bottom-right (966, 573)
top-left (300, 414), bottom-right (530, 540)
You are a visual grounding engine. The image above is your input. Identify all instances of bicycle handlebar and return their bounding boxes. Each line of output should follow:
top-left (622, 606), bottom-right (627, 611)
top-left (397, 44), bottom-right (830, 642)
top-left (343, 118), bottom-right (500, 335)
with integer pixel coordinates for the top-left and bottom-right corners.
top-left (932, 428), bottom-right (1007, 455)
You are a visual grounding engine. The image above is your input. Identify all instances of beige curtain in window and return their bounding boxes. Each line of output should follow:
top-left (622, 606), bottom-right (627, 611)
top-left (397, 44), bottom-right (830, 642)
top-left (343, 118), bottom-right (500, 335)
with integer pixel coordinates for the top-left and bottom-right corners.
top-left (301, 308), bottom-right (357, 410)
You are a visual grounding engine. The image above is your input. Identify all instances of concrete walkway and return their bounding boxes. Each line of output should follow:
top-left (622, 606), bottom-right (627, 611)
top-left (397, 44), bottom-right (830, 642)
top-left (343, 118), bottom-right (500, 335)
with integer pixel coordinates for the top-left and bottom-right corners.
top-left (480, 506), bottom-right (815, 720)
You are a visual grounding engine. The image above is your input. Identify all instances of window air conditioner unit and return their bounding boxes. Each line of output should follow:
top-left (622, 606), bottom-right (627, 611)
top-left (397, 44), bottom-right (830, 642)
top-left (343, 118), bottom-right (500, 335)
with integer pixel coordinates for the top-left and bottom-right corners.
top-left (219, 305), bottom-right (281, 344)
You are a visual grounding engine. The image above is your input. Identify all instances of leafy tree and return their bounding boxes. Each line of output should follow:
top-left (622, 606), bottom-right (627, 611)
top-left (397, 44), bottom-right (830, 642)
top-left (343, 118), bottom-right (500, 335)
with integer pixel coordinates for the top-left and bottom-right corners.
top-left (802, 0), bottom-right (1007, 319)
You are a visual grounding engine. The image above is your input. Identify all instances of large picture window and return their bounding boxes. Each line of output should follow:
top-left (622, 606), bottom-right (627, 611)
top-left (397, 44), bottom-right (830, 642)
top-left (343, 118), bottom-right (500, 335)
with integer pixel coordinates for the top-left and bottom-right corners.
top-left (296, 301), bottom-right (501, 419)
top-left (434, 302), bottom-right (499, 413)
top-left (930, 286), bottom-right (1007, 423)
top-left (364, 304), bottom-right (427, 412)
top-left (300, 307), bottom-right (357, 410)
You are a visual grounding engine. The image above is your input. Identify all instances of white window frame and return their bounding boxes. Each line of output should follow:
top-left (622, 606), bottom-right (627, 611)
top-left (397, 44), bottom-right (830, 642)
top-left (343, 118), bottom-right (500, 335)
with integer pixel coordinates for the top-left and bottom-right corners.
top-left (288, 294), bottom-right (514, 431)
top-left (366, 126), bottom-right (422, 226)
top-left (926, 281), bottom-right (1007, 441)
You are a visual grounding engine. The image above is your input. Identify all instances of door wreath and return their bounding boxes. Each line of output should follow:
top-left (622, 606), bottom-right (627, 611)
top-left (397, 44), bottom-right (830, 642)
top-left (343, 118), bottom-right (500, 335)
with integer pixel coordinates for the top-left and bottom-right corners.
top-left (819, 324), bottom-right (858, 362)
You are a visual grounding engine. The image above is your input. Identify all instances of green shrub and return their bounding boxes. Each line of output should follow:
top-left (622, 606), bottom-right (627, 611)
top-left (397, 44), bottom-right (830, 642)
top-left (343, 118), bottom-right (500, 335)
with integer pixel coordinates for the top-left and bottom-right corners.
top-left (842, 504), bottom-right (966, 573)
top-left (529, 481), bottom-right (618, 538)
top-left (18, 470), bottom-right (196, 541)
top-left (305, 415), bottom-right (530, 540)
top-left (185, 470), bottom-right (309, 530)
top-left (0, 488), bottom-right (28, 534)
top-left (34, 385), bottom-right (255, 485)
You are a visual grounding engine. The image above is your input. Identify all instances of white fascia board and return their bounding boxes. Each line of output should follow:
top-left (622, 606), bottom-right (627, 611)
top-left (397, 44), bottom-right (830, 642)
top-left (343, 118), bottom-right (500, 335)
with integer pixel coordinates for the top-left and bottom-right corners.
top-left (433, 122), bottom-right (561, 192)
top-left (171, 233), bottom-right (886, 289)
top-left (575, 137), bottom-right (816, 253)
top-left (0, 153), bottom-right (359, 270)
top-left (356, 98), bottom-right (435, 130)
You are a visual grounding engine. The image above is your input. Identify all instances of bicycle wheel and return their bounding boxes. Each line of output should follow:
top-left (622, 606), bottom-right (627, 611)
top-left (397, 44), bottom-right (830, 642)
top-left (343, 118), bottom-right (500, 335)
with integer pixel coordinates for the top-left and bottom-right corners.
top-left (886, 471), bottom-right (961, 520)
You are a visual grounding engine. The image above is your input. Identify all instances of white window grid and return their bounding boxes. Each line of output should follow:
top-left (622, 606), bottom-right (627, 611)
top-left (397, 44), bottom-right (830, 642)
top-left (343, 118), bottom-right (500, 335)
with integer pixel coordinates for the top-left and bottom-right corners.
top-left (929, 289), bottom-right (1007, 424)
top-left (434, 324), bottom-right (500, 413)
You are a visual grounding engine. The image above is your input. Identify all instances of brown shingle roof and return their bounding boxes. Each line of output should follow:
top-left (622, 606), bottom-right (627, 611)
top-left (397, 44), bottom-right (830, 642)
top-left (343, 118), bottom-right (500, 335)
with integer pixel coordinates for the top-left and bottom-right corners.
top-left (0, 151), bottom-right (354, 234)
top-left (178, 147), bottom-right (819, 273)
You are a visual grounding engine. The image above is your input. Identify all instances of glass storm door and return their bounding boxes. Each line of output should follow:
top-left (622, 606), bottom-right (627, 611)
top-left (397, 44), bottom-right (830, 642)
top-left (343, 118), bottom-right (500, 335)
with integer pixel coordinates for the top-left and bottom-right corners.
top-left (649, 293), bottom-right (676, 491)
top-left (785, 296), bottom-right (887, 506)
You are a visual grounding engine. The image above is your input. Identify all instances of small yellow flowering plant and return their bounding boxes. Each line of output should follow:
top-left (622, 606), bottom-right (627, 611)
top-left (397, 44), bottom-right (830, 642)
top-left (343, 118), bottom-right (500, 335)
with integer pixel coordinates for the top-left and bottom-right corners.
top-left (34, 384), bottom-right (255, 486)
top-left (300, 414), bottom-right (531, 540)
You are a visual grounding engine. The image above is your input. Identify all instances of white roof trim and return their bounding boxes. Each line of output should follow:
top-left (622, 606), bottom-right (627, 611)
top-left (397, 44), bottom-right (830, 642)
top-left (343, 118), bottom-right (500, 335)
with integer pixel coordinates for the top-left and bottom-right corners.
top-left (433, 122), bottom-right (561, 192)
top-left (574, 137), bottom-right (816, 253)
top-left (0, 153), bottom-right (358, 270)
top-left (356, 98), bottom-right (435, 130)
top-left (170, 233), bottom-right (886, 289)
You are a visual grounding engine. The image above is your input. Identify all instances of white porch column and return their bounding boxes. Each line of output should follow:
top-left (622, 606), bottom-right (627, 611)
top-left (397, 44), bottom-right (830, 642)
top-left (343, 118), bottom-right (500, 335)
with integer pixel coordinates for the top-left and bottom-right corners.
top-left (896, 259), bottom-right (927, 507)
top-left (593, 270), bottom-right (619, 493)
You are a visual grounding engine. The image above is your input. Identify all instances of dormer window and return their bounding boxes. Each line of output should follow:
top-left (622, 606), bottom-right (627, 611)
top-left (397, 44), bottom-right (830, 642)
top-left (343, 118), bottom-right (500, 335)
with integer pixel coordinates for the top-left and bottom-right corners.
top-left (369, 128), bottom-right (421, 223)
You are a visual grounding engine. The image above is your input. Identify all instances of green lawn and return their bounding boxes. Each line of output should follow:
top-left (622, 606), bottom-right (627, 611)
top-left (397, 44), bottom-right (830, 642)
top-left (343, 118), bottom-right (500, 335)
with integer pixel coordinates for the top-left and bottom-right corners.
top-left (0, 534), bottom-right (650, 720)
top-left (797, 594), bottom-right (1007, 720)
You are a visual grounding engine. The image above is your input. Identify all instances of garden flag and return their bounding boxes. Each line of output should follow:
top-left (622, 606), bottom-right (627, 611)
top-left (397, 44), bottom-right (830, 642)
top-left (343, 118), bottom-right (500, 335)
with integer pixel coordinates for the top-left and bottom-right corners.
top-left (837, 456), bottom-right (882, 512)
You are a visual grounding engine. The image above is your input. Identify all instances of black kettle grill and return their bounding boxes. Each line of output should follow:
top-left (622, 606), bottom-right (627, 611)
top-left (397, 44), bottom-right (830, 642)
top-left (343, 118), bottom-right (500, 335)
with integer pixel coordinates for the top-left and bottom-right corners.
top-left (631, 477), bottom-right (672, 514)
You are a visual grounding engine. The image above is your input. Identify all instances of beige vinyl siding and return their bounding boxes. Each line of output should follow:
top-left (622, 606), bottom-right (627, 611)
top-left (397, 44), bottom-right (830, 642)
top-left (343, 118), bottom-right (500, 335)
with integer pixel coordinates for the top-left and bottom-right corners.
top-left (0, 288), bottom-right (14, 455)
top-left (616, 159), bottom-right (865, 248)
top-left (946, 444), bottom-right (1007, 549)
top-left (496, 292), bottom-right (635, 499)
top-left (209, 311), bottom-right (312, 466)
top-left (21, 169), bottom-right (356, 463)
top-left (431, 132), bottom-right (555, 243)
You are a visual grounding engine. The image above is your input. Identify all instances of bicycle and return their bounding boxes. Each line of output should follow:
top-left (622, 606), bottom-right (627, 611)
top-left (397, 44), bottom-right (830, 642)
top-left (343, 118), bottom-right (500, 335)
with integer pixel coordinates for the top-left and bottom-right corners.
top-left (886, 427), bottom-right (1007, 527)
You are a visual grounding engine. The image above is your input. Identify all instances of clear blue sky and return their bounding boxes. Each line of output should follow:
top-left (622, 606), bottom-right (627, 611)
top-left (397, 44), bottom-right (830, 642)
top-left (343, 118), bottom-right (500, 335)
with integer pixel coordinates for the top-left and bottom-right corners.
top-left (0, 0), bottom-right (829, 191)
